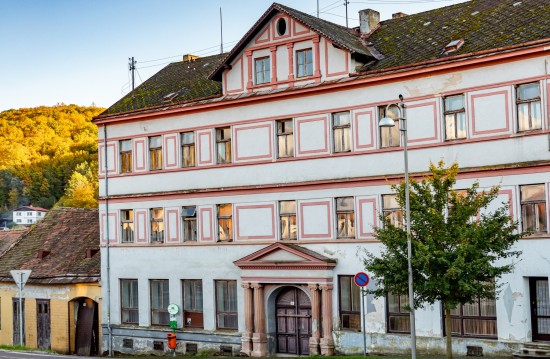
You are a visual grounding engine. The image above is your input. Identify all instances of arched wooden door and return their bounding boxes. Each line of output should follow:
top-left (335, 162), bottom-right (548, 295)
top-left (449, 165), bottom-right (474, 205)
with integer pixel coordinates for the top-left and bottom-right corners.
top-left (276, 287), bottom-right (312, 355)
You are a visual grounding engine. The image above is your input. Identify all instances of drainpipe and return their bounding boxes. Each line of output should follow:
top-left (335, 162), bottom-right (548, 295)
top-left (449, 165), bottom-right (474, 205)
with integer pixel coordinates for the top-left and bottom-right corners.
top-left (103, 124), bottom-right (113, 356)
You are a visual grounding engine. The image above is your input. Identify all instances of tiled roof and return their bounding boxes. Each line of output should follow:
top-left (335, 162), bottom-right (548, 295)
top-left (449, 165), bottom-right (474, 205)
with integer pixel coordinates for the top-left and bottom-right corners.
top-left (0, 207), bottom-right (100, 284)
top-left (14, 206), bottom-right (48, 212)
top-left (101, 53), bottom-right (227, 116)
top-left (361, 0), bottom-right (550, 72)
top-left (0, 229), bottom-right (27, 257)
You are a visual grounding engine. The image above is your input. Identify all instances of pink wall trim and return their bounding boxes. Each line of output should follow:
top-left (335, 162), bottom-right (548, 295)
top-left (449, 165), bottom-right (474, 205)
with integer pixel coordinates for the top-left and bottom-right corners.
top-left (255, 24), bottom-right (271, 44)
top-left (197, 130), bottom-right (213, 165)
top-left (471, 90), bottom-right (511, 136)
top-left (241, 277), bottom-right (333, 283)
top-left (165, 208), bottom-right (180, 243)
top-left (407, 101), bottom-right (439, 143)
top-left (164, 134), bottom-right (178, 168)
top-left (499, 189), bottom-right (515, 219)
top-left (358, 198), bottom-right (377, 238)
top-left (135, 210), bottom-right (148, 243)
top-left (547, 82), bottom-right (550, 129)
top-left (100, 212), bottom-right (118, 243)
top-left (199, 207), bottom-right (214, 242)
top-left (270, 46), bottom-right (278, 86)
top-left (324, 39), bottom-right (349, 77)
top-left (234, 123), bottom-right (273, 161)
top-left (224, 54), bottom-right (245, 94)
top-left (247, 34), bottom-right (316, 53)
top-left (353, 110), bottom-right (375, 150)
top-left (292, 19), bottom-right (310, 36)
top-left (286, 43), bottom-right (295, 83)
top-left (99, 142), bottom-right (117, 175)
top-left (272, 15), bottom-right (291, 40)
top-left (235, 204), bottom-right (276, 240)
top-left (296, 116), bottom-right (329, 155)
top-left (246, 50), bottom-right (253, 92)
top-left (299, 200), bottom-right (332, 239)
top-left (134, 139), bottom-right (146, 171)
top-left (313, 36), bottom-right (321, 80)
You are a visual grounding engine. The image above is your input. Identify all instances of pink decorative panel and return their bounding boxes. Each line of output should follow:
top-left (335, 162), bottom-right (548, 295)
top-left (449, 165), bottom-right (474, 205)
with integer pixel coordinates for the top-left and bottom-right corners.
top-left (165, 208), bottom-right (180, 243)
top-left (406, 100), bottom-right (439, 144)
top-left (199, 206), bottom-right (214, 242)
top-left (135, 209), bottom-right (148, 243)
top-left (353, 109), bottom-right (375, 151)
top-left (470, 89), bottom-right (511, 137)
top-left (272, 15), bottom-right (291, 40)
top-left (133, 138), bottom-right (147, 172)
top-left (255, 24), bottom-right (271, 44)
top-left (197, 129), bottom-right (214, 166)
top-left (292, 19), bottom-right (309, 36)
top-left (235, 203), bottom-right (276, 240)
top-left (324, 39), bottom-right (349, 77)
top-left (98, 142), bottom-right (117, 175)
top-left (100, 212), bottom-right (118, 244)
top-left (357, 197), bottom-right (377, 239)
top-left (224, 54), bottom-right (245, 94)
top-left (299, 199), bottom-right (332, 239)
top-left (295, 115), bottom-right (329, 156)
top-left (234, 122), bottom-right (273, 162)
top-left (164, 134), bottom-right (179, 169)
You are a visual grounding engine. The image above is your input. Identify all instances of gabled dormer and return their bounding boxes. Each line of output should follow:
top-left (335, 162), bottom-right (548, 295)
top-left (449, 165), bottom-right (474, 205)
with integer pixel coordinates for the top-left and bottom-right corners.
top-left (210, 2), bottom-right (381, 95)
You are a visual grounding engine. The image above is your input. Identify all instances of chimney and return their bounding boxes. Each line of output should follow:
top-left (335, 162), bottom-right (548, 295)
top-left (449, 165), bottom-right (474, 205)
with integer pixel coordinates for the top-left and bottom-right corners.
top-left (392, 12), bottom-right (407, 19)
top-left (359, 9), bottom-right (380, 35)
top-left (182, 54), bottom-right (200, 62)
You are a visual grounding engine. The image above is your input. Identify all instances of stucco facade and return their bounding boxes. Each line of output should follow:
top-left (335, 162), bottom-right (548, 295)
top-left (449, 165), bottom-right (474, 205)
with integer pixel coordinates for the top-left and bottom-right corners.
top-left (95, 1), bottom-right (550, 356)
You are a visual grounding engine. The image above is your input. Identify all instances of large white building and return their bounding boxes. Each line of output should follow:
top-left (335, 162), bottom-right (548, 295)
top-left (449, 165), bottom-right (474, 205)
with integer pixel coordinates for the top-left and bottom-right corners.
top-left (94, 0), bottom-right (550, 356)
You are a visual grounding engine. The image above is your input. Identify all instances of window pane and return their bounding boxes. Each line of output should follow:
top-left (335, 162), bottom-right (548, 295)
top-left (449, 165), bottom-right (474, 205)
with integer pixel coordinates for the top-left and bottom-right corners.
top-left (334, 112), bottom-right (350, 126)
top-left (218, 218), bottom-right (232, 241)
top-left (445, 95), bottom-right (464, 111)
top-left (149, 136), bottom-right (162, 148)
top-left (218, 204), bottom-right (232, 216)
top-left (456, 112), bottom-right (466, 138)
top-left (518, 83), bottom-right (540, 101)
top-left (336, 197), bottom-right (354, 211)
top-left (521, 184), bottom-right (545, 201)
top-left (181, 132), bottom-right (194, 144)
top-left (280, 200), bottom-right (296, 214)
top-left (531, 102), bottom-right (542, 129)
top-left (383, 195), bottom-right (399, 209)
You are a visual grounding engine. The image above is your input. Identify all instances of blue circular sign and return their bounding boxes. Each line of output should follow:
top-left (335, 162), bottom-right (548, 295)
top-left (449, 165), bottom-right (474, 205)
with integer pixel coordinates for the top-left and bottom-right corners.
top-left (354, 272), bottom-right (370, 287)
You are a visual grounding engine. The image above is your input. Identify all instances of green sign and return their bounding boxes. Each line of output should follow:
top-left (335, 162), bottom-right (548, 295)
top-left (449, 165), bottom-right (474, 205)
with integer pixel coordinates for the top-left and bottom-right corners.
top-left (170, 320), bottom-right (177, 329)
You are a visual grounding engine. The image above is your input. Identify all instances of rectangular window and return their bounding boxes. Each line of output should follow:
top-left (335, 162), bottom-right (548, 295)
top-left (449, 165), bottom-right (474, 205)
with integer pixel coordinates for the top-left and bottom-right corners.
top-left (449, 297), bottom-right (497, 338)
top-left (181, 132), bottom-right (196, 168)
top-left (296, 48), bottom-right (313, 78)
top-left (27, 212), bottom-right (32, 216)
top-left (333, 112), bottom-right (351, 153)
top-left (121, 209), bottom-right (134, 243)
top-left (521, 184), bottom-right (547, 233)
top-left (182, 206), bottom-right (197, 242)
top-left (216, 127), bottom-right (231, 164)
top-left (217, 204), bottom-right (233, 242)
top-left (150, 280), bottom-right (169, 326)
top-left (379, 106), bottom-right (400, 148)
top-left (382, 194), bottom-right (402, 227)
top-left (183, 279), bottom-right (203, 328)
top-left (277, 119), bottom-right (294, 158)
top-left (215, 280), bottom-right (238, 330)
top-left (150, 208), bottom-right (164, 243)
top-left (149, 136), bottom-right (162, 170)
top-left (255, 57), bottom-right (271, 85)
top-left (121, 279), bottom-right (138, 324)
top-left (336, 197), bottom-right (355, 239)
top-left (339, 276), bottom-right (361, 330)
top-left (279, 200), bottom-right (297, 240)
top-left (120, 139), bottom-right (133, 173)
top-left (517, 83), bottom-right (542, 132)
top-left (387, 293), bottom-right (410, 333)
top-left (444, 95), bottom-right (466, 140)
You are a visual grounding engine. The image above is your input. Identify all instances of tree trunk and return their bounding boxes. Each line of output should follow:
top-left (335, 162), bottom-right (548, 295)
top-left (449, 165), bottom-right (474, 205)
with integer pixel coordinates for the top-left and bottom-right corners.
top-left (445, 306), bottom-right (453, 359)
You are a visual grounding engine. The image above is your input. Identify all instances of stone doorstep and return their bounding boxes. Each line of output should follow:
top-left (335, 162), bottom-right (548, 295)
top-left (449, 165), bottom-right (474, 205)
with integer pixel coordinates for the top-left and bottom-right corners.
top-left (524, 343), bottom-right (550, 350)
top-left (513, 343), bottom-right (550, 359)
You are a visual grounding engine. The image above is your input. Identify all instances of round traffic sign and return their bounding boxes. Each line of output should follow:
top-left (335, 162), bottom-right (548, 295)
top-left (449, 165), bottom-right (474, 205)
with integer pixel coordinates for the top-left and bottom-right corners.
top-left (354, 272), bottom-right (370, 287)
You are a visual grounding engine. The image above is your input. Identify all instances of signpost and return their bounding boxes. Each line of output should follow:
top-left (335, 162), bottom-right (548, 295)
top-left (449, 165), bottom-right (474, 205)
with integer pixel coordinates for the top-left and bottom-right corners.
top-left (354, 272), bottom-right (370, 357)
top-left (10, 270), bottom-right (31, 346)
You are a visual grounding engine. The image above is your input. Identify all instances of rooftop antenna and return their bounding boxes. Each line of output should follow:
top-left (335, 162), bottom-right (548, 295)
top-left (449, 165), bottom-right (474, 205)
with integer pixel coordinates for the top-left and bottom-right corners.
top-left (220, 7), bottom-right (223, 53)
top-left (128, 56), bottom-right (136, 109)
top-left (344, 0), bottom-right (350, 27)
top-left (317, 0), bottom-right (319, 17)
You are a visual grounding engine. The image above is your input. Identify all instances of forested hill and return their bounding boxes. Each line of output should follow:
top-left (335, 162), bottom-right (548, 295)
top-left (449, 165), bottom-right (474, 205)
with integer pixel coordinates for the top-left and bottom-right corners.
top-left (0, 105), bottom-right (104, 210)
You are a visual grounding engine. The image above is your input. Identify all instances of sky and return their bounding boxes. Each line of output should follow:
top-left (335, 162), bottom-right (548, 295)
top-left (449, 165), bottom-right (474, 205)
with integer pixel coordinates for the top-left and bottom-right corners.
top-left (0, 0), bottom-right (468, 112)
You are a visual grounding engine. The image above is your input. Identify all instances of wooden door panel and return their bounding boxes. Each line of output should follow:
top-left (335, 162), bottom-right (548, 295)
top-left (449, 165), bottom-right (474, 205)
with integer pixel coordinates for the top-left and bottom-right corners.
top-left (531, 278), bottom-right (550, 341)
top-left (276, 287), bottom-right (312, 355)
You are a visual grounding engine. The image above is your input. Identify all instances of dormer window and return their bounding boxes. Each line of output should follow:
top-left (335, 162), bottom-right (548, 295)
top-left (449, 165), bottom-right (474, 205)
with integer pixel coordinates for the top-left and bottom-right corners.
top-left (296, 49), bottom-right (313, 78)
top-left (255, 57), bottom-right (271, 85)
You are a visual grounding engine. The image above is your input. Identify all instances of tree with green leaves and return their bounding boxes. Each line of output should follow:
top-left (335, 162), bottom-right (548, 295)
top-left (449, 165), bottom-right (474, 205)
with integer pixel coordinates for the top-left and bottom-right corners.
top-left (363, 161), bottom-right (524, 359)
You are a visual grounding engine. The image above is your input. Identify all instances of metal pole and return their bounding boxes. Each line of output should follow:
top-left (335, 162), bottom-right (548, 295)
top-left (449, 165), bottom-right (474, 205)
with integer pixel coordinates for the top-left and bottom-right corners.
top-left (19, 272), bottom-right (23, 346)
top-left (362, 288), bottom-right (367, 356)
top-left (400, 98), bottom-right (417, 359)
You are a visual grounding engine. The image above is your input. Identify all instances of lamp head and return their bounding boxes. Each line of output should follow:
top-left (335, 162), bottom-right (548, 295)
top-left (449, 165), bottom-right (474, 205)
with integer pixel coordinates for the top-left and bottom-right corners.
top-left (379, 116), bottom-right (396, 127)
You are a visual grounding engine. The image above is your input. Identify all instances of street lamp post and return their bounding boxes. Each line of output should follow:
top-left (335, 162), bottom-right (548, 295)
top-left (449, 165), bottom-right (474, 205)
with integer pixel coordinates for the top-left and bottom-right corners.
top-left (379, 94), bottom-right (416, 359)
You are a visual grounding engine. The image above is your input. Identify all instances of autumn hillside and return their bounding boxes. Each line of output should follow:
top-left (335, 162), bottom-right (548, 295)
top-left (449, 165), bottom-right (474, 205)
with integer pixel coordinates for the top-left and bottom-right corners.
top-left (0, 105), bottom-right (103, 211)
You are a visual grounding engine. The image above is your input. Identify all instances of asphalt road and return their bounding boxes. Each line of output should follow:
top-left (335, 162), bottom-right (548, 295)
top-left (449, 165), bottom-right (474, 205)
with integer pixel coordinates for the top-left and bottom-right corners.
top-left (0, 351), bottom-right (95, 359)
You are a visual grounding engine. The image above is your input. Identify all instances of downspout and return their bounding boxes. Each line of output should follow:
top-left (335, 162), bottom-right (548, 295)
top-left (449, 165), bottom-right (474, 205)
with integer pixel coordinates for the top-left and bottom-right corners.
top-left (103, 124), bottom-right (113, 356)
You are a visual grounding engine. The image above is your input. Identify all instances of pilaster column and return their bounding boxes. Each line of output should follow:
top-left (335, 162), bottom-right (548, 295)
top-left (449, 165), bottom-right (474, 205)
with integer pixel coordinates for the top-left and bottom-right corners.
top-left (245, 50), bottom-right (253, 92)
top-left (313, 35), bottom-right (321, 82)
top-left (270, 46), bottom-right (277, 88)
top-left (286, 43), bottom-right (295, 84)
top-left (240, 282), bottom-right (253, 356)
top-left (320, 284), bottom-right (334, 356)
top-left (252, 283), bottom-right (267, 357)
top-left (308, 284), bottom-right (321, 355)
